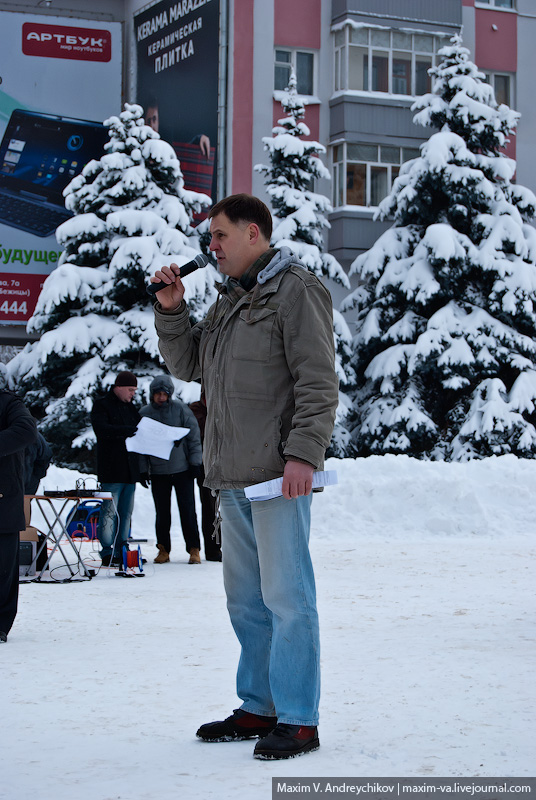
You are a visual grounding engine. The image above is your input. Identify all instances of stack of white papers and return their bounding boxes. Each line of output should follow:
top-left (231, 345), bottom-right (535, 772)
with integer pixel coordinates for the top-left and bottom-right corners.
top-left (125, 417), bottom-right (190, 460)
top-left (244, 470), bottom-right (338, 502)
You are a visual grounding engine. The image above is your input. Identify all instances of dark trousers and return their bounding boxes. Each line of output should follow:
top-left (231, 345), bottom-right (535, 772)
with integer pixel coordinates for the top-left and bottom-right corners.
top-left (0, 532), bottom-right (20, 636)
top-left (196, 466), bottom-right (221, 561)
top-left (151, 472), bottom-right (200, 554)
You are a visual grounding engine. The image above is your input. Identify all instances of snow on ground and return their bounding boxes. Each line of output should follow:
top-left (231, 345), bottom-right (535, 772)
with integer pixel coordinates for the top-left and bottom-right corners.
top-left (1, 455), bottom-right (534, 800)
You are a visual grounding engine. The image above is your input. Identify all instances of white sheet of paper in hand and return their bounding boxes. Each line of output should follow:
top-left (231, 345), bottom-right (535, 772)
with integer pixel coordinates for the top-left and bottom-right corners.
top-left (125, 416), bottom-right (190, 460)
top-left (244, 470), bottom-right (338, 502)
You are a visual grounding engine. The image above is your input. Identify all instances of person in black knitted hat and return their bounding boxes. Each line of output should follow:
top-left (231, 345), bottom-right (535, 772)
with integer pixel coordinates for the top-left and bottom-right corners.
top-left (90, 371), bottom-right (142, 567)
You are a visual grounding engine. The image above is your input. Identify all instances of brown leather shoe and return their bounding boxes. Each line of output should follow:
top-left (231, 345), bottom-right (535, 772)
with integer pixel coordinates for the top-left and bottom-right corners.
top-left (154, 544), bottom-right (170, 563)
top-left (188, 547), bottom-right (201, 564)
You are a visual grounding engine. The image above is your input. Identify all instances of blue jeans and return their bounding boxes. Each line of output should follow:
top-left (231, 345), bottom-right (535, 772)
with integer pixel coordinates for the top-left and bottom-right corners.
top-left (219, 490), bottom-right (320, 726)
top-left (98, 483), bottom-right (136, 559)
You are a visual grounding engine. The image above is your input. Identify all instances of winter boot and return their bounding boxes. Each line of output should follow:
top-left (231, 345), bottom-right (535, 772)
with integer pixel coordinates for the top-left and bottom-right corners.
top-left (253, 723), bottom-right (320, 759)
top-left (154, 544), bottom-right (170, 564)
top-left (196, 709), bottom-right (277, 742)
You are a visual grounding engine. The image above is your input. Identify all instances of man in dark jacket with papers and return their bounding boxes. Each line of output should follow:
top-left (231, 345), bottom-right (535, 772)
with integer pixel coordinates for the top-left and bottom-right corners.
top-left (90, 371), bottom-right (141, 567)
top-left (139, 375), bottom-right (203, 564)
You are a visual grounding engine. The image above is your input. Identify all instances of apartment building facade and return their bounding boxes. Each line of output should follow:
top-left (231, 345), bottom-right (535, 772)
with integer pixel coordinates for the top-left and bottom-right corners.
top-left (232, 0), bottom-right (535, 271)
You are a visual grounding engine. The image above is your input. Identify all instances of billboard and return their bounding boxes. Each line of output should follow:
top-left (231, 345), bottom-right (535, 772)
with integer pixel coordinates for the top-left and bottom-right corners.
top-left (135, 0), bottom-right (221, 206)
top-left (0, 12), bottom-right (122, 327)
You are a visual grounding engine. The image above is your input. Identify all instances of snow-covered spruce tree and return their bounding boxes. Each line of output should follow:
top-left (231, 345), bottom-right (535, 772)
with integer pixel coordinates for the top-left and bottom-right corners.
top-left (8, 103), bottom-right (217, 472)
top-left (341, 36), bottom-right (536, 460)
top-left (255, 72), bottom-right (354, 453)
top-left (255, 71), bottom-right (349, 288)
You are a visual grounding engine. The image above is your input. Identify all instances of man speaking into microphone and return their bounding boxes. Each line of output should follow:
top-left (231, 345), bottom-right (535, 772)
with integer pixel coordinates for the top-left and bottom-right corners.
top-left (150, 194), bottom-right (338, 760)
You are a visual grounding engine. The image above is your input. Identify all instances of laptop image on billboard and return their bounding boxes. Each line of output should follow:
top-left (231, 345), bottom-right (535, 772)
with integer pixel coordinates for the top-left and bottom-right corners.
top-left (0, 109), bottom-right (108, 238)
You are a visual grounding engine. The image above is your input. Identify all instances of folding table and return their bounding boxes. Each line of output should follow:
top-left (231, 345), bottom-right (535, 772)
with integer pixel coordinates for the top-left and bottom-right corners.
top-left (20, 492), bottom-right (112, 582)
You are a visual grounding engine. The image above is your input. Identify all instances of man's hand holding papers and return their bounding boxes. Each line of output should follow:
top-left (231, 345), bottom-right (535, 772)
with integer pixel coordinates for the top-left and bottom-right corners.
top-left (125, 416), bottom-right (189, 460)
top-left (244, 470), bottom-right (338, 502)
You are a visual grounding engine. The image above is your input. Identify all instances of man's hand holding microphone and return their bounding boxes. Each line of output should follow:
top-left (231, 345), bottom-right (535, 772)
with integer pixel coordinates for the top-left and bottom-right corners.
top-left (147, 253), bottom-right (209, 311)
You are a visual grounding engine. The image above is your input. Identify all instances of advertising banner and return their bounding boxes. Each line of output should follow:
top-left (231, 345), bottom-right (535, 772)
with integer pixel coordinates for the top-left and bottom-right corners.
top-left (0, 11), bottom-right (122, 327)
top-left (135, 0), bottom-right (221, 207)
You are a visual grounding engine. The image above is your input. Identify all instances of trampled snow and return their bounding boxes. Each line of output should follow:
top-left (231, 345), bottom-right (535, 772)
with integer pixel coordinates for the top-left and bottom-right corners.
top-left (2, 454), bottom-right (534, 799)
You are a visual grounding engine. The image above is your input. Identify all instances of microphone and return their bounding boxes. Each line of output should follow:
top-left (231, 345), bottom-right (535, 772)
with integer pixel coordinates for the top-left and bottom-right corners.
top-left (146, 253), bottom-right (209, 296)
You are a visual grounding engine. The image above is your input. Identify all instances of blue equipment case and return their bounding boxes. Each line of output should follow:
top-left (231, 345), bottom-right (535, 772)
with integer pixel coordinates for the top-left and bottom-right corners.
top-left (66, 499), bottom-right (101, 540)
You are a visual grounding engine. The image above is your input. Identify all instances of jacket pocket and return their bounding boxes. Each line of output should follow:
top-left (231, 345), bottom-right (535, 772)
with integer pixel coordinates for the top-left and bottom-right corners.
top-left (226, 402), bottom-right (286, 481)
top-left (232, 307), bottom-right (277, 362)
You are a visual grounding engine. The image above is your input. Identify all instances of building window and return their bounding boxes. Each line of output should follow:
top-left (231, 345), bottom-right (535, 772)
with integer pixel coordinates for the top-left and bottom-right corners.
top-left (334, 26), bottom-right (450, 95)
top-left (332, 142), bottom-right (421, 208)
top-left (483, 72), bottom-right (514, 107)
top-left (275, 48), bottom-right (315, 95)
top-left (476, 0), bottom-right (514, 7)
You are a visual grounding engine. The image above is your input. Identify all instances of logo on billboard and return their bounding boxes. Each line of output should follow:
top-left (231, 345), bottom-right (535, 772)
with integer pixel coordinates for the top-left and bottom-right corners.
top-left (22, 23), bottom-right (112, 62)
top-left (67, 135), bottom-right (84, 151)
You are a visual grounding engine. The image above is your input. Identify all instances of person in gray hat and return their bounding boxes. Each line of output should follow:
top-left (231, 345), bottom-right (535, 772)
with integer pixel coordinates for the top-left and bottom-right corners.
top-left (139, 375), bottom-right (203, 564)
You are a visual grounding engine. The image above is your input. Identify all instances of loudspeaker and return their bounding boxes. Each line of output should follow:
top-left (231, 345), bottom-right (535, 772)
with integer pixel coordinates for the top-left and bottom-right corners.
top-left (19, 535), bottom-right (48, 577)
top-left (19, 541), bottom-right (36, 577)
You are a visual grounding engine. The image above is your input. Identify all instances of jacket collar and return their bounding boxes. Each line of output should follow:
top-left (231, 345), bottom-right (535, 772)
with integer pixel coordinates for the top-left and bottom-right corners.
top-left (216, 246), bottom-right (303, 306)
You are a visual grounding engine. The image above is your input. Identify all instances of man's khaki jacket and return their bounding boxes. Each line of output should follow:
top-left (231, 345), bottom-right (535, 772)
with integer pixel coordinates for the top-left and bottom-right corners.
top-left (154, 248), bottom-right (339, 490)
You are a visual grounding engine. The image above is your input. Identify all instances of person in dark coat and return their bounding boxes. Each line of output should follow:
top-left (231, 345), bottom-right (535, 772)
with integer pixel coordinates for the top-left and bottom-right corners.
top-left (24, 431), bottom-right (52, 496)
top-left (90, 371), bottom-right (141, 567)
top-left (0, 390), bottom-right (37, 642)
top-left (139, 374), bottom-right (203, 564)
top-left (189, 398), bottom-right (221, 562)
